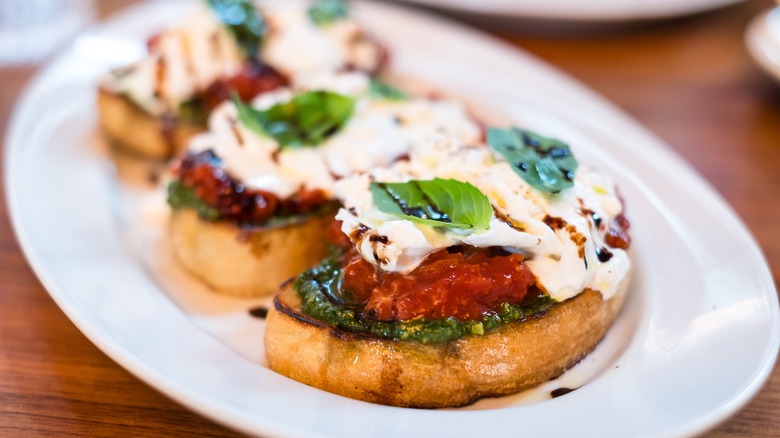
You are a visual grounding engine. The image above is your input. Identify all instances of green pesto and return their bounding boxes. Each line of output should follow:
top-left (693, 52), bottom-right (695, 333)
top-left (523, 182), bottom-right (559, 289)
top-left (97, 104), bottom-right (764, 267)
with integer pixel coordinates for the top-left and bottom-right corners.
top-left (167, 179), bottom-right (220, 221)
top-left (177, 99), bottom-right (209, 125)
top-left (294, 255), bottom-right (557, 344)
top-left (166, 179), bottom-right (338, 226)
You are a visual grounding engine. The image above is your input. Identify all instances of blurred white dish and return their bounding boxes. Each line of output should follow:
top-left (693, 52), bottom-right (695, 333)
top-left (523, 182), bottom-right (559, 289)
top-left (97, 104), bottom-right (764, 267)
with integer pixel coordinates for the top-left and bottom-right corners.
top-left (5, 0), bottom-right (778, 437)
top-left (746, 7), bottom-right (780, 82)
top-left (392, 0), bottom-right (744, 21)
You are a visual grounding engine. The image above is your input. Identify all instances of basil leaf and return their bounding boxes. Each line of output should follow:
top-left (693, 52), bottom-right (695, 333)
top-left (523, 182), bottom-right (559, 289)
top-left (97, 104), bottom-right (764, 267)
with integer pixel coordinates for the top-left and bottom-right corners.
top-left (308, 0), bottom-right (349, 25)
top-left (232, 92), bottom-right (266, 135)
top-left (206, 0), bottom-right (266, 59)
top-left (370, 178), bottom-right (492, 230)
top-left (369, 79), bottom-right (408, 101)
top-left (487, 127), bottom-right (578, 194)
top-left (233, 91), bottom-right (355, 148)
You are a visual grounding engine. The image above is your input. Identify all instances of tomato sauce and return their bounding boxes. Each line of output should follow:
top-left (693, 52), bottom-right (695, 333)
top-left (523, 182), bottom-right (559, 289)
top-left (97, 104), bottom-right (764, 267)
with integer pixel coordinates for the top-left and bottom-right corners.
top-left (342, 247), bottom-right (535, 322)
top-left (196, 61), bottom-right (287, 111)
top-left (176, 150), bottom-right (329, 222)
top-left (145, 32), bottom-right (288, 112)
top-left (605, 214), bottom-right (631, 250)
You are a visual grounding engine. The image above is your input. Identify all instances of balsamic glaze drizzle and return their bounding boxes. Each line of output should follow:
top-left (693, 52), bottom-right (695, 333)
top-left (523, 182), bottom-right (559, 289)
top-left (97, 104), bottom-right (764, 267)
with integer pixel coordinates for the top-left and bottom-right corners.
top-left (376, 182), bottom-right (451, 223)
top-left (550, 387), bottom-right (578, 398)
top-left (248, 306), bottom-right (269, 319)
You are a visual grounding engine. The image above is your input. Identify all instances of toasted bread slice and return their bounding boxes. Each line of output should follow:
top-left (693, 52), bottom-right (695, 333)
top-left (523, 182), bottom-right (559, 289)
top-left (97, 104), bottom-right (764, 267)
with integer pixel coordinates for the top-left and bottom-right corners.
top-left (97, 88), bottom-right (202, 159)
top-left (170, 208), bottom-right (334, 297)
top-left (266, 275), bottom-right (628, 408)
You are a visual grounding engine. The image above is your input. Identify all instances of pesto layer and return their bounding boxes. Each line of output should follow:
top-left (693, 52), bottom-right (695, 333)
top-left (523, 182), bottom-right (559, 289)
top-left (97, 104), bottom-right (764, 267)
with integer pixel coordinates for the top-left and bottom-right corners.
top-left (167, 179), bottom-right (220, 221)
top-left (294, 255), bottom-right (556, 344)
top-left (166, 180), bottom-right (337, 227)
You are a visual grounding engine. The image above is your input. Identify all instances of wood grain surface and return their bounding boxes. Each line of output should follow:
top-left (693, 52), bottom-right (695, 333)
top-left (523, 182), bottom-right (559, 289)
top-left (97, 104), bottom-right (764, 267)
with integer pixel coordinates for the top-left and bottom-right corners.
top-left (1, 0), bottom-right (778, 436)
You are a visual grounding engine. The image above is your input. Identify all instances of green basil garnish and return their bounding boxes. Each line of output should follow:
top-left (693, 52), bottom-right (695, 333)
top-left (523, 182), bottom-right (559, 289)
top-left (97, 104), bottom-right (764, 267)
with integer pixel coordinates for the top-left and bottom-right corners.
top-left (206, 0), bottom-right (266, 59)
top-left (369, 79), bottom-right (408, 101)
top-left (370, 178), bottom-right (492, 230)
top-left (233, 91), bottom-right (355, 148)
top-left (308, 0), bottom-right (349, 25)
top-left (487, 127), bottom-right (578, 194)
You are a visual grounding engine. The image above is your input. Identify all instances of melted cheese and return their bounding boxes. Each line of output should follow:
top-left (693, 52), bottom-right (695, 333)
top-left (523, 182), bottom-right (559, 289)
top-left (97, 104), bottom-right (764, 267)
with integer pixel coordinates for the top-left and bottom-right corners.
top-left (101, 3), bottom-right (381, 115)
top-left (188, 72), bottom-right (482, 200)
top-left (263, 4), bottom-right (380, 78)
top-left (334, 137), bottom-right (631, 302)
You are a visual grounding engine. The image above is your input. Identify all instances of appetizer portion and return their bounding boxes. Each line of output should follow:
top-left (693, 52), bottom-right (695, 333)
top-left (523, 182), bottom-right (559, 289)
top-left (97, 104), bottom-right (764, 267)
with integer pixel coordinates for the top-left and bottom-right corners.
top-left (98, 0), bottom-right (385, 158)
top-left (265, 128), bottom-right (631, 407)
top-left (167, 72), bottom-right (482, 296)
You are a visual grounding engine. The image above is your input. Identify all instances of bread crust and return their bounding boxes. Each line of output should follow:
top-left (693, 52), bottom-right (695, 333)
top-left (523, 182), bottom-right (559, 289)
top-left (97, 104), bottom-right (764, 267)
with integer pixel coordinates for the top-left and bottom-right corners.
top-left (97, 88), bottom-right (202, 159)
top-left (169, 208), bottom-right (334, 297)
top-left (265, 275), bottom-right (628, 408)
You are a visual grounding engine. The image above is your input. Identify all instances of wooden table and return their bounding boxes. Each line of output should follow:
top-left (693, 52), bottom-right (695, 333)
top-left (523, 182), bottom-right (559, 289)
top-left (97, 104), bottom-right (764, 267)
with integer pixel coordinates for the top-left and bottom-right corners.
top-left (1, 0), bottom-right (778, 436)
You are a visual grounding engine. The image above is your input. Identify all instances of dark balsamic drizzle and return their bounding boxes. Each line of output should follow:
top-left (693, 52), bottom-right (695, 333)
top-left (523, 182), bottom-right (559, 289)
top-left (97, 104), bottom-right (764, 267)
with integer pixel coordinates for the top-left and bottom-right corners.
top-left (591, 212), bottom-right (603, 228)
top-left (375, 182), bottom-right (451, 223)
top-left (596, 246), bottom-right (614, 263)
top-left (550, 387), bottom-right (578, 398)
top-left (542, 215), bottom-right (566, 230)
top-left (248, 306), bottom-right (269, 319)
top-left (350, 223), bottom-right (369, 241)
top-left (371, 248), bottom-right (388, 265)
top-left (518, 129), bottom-right (539, 148)
top-left (577, 198), bottom-right (602, 229)
top-left (493, 207), bottom-right (525, 232)
top-left (369, 234), bottom-right (389, 244)
top-left (228, 117), bottom-right (245, 147)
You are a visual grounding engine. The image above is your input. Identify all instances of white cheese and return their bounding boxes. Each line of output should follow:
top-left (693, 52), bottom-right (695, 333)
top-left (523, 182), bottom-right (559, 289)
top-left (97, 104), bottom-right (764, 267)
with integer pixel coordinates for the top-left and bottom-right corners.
top-left (264, 6), bottom-right (380, 78)
top-left (188, 71), bottom-right (482, 202)
top-left (101, 3), bottom-right (381, 116)
top-left (334, 138), bottom-right (631, 302)
top-left (102, 6), bottom-right (243, 114)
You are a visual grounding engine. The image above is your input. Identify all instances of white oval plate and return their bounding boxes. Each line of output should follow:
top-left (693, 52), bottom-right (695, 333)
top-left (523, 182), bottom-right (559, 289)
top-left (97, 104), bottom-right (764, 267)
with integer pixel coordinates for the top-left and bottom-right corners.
top-left (746, 7), bottom-right (780, 83)
top-left (6, 1), bottom-right (778, 437)
top-left (391, 0), bottom-right (744, 22)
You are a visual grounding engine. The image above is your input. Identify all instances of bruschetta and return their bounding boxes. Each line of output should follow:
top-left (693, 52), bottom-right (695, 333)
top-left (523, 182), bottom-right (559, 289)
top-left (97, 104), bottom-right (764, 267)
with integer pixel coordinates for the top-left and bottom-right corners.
top-left (167, 72), bottom-right (483, 296)
top-left (265, 126), bottom-right (632, 406)
top-left (98, 0), bottom-right (385, 159)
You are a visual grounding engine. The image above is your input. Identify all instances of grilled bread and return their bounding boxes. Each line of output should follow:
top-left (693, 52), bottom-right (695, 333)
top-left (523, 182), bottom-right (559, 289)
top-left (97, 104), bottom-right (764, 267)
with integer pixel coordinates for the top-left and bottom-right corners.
top-left (97, 88), bottom-right (202, 159)
top-left (169, 208), bottom-right (334, 297)
top-left (265, 274), bottom-right (628, 408)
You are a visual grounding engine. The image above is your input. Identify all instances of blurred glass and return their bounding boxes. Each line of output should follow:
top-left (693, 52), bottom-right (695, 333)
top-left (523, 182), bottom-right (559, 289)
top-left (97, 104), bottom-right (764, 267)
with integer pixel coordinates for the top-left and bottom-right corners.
top-left (0, 0), bottom-right (95, 65)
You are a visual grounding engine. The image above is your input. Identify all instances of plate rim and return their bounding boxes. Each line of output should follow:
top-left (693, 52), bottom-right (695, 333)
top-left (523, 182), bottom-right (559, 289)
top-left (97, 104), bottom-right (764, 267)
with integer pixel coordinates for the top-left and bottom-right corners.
top-left (391, 0), bottom-right (745, 22)
top-left (5, 1), bottom-right (778, 437)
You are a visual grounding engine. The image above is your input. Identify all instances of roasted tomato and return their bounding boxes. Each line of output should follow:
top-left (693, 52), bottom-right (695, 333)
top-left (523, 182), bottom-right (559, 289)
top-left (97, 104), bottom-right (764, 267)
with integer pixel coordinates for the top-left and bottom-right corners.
top-left (343, 246), bottom-right (535, 321)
